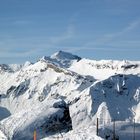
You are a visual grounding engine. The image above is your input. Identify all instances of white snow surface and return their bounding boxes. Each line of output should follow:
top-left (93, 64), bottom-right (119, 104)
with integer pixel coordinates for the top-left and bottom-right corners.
top-left (41, 126), bottom-right (103, 140)
top-left (0, 51), bottom-right (140, 140)
top-left (0, 130), bottom-right (7, 140)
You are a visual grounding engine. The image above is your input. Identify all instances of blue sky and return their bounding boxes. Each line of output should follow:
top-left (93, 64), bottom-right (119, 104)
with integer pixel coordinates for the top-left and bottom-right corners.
top-left (0, 0), bottom-right (140, 63)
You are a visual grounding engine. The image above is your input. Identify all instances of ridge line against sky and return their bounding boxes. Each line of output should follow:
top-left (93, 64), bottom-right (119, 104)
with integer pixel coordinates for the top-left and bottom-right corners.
top-left (0, 0), bottom-right (140, 63)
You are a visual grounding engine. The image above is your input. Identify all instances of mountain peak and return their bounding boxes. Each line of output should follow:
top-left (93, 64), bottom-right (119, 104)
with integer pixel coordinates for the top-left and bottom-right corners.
top-left (50, 51), bottom-right (81, 61)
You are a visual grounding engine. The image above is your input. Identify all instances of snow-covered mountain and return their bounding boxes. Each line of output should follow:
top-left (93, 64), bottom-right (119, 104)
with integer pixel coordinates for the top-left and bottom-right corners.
top-left (41, 51), bottom-right (81, 68)
top-left (0, 51), bottom-right (140, 140)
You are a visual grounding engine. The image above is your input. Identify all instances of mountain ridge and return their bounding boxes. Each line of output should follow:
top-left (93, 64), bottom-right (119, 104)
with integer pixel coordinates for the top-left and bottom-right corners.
top-left (0, 51), bottom-right (140, 140)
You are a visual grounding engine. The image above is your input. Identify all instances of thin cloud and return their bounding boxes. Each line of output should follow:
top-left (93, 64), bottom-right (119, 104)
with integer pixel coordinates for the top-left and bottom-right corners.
top-left (12, 20), bottom-right (31, 26)
top-left (49, 24), bottom-right (75, 44)
top-left (79, 19), bottom-right (140, 50)
top-left (65, 46), bottom-right (140, 53)
top-left (65, 20), bottom-right (140, 53)
top-left (124, 20), bottom-right (140, 32)
top-left (0, 23), bottom-right (75, 59)
top-left (0, 50), bottom-right (37, 58)
top-left (96, 19), bottom-right (140, 43)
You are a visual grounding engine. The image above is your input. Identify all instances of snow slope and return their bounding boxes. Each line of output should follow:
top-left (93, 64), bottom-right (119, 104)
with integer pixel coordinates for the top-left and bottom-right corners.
top-left (0, 130), bottom-right (7, 140)
top-left (0, 98), bottom-right (72, 140)
top-left (0, 51), bottom-right (140, 140)
top-left (69, 58), bottom-right (140, 80)
top-left (41, 126), bottom-right (103, 140)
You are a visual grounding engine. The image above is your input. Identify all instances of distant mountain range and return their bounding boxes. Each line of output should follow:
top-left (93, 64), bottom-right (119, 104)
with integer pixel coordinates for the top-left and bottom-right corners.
top-left (0, 51), bottom-right (140, 140)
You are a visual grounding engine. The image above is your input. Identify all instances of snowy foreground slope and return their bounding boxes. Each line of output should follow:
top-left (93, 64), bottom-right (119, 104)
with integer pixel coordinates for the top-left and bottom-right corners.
top-left (0, 51), bottom-right (140, 140)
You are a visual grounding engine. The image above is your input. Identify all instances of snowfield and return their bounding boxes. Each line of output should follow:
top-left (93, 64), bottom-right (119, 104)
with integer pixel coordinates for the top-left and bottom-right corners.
top-left (0, 51), bottom-right (140, 140)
